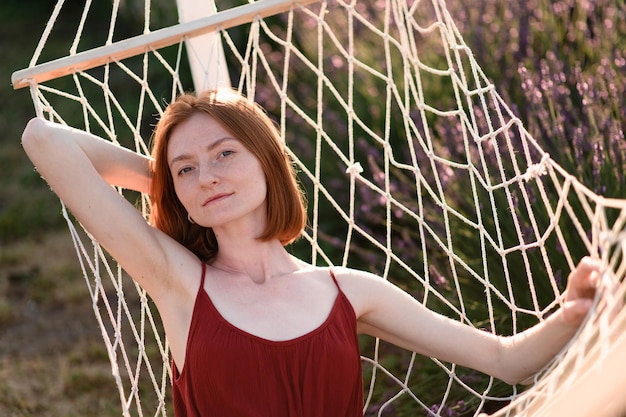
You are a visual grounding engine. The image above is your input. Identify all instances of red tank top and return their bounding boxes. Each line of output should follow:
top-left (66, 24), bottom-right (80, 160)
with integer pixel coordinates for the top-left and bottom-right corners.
top-left (172, 264), bottom-right (364, 416)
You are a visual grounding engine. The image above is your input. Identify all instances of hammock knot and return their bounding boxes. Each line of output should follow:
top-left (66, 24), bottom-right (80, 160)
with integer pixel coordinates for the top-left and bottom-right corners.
top-left (346, 162), bottom-right (363, 176)
top-left (600, 230), bottom-right (626, 247)
top-left (521, 154), bottom-right (550, 182)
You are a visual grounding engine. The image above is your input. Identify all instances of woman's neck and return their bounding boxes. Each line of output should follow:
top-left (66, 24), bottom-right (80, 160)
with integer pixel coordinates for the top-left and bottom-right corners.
top-left (211, 237), bottom-right (304, 284)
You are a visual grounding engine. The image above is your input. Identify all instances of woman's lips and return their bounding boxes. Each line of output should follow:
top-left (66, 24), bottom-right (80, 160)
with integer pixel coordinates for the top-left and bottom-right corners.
top-left (203, 193), bottom-right (232, 206)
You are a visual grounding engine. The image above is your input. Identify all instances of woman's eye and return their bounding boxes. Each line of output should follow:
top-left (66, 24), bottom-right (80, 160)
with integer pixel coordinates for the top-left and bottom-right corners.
top-left (178, 166), bottom-right (193, 175)
top-left (220, 150), bottom-right (234, 158)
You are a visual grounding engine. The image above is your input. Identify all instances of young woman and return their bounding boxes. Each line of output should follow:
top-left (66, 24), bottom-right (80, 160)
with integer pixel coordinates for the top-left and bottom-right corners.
top-left (21, 89), bottom-right (602, 416)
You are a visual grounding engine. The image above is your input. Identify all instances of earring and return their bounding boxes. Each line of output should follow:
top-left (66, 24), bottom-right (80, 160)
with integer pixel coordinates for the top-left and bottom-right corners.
top-left (187, 213), bottom-right (196, 224)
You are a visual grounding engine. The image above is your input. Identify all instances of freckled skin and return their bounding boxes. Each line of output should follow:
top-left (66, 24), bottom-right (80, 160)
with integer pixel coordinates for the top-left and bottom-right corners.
top-left (167, 113), bottom-right (268, 236)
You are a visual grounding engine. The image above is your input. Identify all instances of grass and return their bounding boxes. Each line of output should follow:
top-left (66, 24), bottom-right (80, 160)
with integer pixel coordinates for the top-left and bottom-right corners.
top-left (0, 345), bottom-right (119, 417)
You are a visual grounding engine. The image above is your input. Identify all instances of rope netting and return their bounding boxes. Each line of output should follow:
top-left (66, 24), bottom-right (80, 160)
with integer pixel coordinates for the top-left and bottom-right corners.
top-left (13, 0), bottom-right (626, 416)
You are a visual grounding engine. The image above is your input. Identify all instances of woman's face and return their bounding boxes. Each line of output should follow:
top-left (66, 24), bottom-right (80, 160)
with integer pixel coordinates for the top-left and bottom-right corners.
top-left (167, 112), bottom-right (268, 236)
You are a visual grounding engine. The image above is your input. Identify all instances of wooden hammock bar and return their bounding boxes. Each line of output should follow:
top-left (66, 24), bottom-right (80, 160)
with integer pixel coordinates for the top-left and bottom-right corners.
top-left (11, 0), bottom-right (319, 89)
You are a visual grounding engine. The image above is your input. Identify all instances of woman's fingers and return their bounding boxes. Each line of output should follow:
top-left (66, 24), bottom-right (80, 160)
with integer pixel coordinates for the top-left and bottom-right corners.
top-left (567, 257), bottom-right (603, 301)
top-left (562, 298), bottom-right (595, 327)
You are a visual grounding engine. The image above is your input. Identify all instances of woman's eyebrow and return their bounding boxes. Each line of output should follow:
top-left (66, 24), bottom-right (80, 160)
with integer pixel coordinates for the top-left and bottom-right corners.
top-left (168, 136), bottom-right (237, 167)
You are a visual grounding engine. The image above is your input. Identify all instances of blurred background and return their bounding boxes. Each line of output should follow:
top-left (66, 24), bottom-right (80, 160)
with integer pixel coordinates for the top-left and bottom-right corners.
top-left (0, 0), bottom-right (624, 416)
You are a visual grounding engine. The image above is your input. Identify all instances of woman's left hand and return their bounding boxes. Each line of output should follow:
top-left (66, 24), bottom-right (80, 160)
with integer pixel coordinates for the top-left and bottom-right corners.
top-left (561, 256), bottom-right (603, 327)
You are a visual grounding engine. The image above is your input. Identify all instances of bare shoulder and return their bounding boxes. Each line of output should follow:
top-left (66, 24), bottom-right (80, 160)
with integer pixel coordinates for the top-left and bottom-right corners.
top-left (328, 267), bottom-right (398, 318)
top-left (330, 266), bottom-right (379, 284)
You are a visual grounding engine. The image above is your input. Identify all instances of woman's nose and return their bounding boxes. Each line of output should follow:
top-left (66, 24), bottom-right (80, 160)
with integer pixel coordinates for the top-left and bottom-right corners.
top-left (198, 164), bottom-right (219, 186)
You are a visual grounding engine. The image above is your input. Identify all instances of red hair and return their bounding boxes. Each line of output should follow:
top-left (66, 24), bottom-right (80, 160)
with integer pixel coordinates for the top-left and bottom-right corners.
top-left (149, 89), bottom-right (307, 262)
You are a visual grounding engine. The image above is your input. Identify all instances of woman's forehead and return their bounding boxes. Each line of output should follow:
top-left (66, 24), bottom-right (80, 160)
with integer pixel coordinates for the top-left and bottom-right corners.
top-left (168, 114), bottom-right (228, 146)
top-left (167, 118), bottom-right (233, 161)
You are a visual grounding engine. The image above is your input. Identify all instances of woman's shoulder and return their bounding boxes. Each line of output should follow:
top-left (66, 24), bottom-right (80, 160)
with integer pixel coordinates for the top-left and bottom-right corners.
top-left (286, 261), bottom-right (388, 298)
top-left (295, 264), bottom-right (377, 282)
top-left (328, 265), bottom-right (382, 283)
top-left (319, 266), bottom-right (391, 316)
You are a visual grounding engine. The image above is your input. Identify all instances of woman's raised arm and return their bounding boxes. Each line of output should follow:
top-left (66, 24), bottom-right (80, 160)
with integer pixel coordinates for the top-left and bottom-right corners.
top-left (21, 118), bottom-right (194, 299)
top-left (23, 118), bottom-right (152, 193)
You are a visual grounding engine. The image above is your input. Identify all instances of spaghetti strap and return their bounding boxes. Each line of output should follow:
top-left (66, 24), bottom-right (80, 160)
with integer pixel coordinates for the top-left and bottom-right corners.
top-left (200, 262), bottom-right (207, 288)
top-left (329, 269), bottom-right (340, 290)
